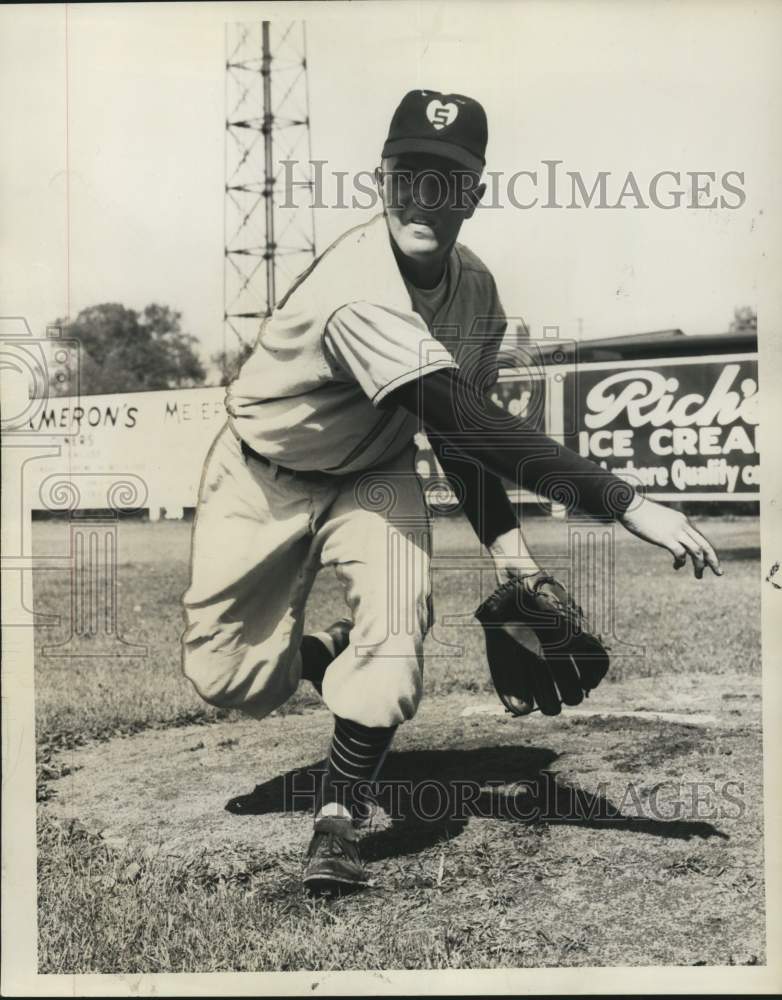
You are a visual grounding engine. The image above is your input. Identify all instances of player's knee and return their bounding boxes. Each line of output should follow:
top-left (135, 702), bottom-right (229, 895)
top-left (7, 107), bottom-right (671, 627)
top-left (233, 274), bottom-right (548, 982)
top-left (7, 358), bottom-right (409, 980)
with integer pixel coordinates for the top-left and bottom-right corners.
top-left (181, 633), bottom-right (295, 715)
top-left (181, 638), bottom-right (239, 707)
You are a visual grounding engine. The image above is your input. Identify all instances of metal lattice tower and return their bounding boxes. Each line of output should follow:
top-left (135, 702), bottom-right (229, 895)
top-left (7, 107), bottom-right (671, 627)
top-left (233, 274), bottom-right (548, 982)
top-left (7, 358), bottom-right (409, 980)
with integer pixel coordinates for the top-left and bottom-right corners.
top-left (224, 21), bottom-right (317, 350)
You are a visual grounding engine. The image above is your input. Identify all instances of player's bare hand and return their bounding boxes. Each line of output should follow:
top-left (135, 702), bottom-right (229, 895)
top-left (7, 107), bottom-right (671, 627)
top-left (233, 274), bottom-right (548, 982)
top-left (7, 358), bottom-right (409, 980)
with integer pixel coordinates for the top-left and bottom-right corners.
top-left (487, 526), bottom-right (541, 586)
top-left (619, 495), bottom-right (723, 578)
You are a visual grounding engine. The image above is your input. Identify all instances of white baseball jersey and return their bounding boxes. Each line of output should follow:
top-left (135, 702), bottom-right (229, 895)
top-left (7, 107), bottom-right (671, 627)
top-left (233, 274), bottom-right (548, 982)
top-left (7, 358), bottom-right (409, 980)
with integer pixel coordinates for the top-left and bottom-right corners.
top-left (226, 212), bottom-right (506, 474)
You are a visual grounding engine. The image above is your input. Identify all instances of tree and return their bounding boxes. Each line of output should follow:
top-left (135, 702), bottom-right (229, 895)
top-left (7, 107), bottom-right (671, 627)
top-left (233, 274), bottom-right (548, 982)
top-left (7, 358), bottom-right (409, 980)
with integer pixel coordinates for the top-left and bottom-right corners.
top-left (50, 302), bottom-right (206, 396)
top-left (211, 341), bottom-right (254, 387)
top-left (729, 306), bottom-right (757, 334)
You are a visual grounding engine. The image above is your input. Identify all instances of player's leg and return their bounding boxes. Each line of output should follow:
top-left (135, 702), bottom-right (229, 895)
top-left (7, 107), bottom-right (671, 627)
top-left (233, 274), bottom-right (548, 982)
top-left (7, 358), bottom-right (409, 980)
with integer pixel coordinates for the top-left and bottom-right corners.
top-left (302, 713), bottom-right (398, 893)
top-left (302, 443), bottom-right (432, 892)
top-left (181, 425), bottom-right (340, 718)
top-left (314, 442), bottom-right (433, 730)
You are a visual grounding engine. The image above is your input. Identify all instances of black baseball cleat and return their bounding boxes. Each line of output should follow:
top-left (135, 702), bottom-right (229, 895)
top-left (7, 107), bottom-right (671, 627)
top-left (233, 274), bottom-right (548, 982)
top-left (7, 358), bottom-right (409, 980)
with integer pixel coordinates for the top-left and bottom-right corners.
top-left (302, 815), bottom-right (369, 895)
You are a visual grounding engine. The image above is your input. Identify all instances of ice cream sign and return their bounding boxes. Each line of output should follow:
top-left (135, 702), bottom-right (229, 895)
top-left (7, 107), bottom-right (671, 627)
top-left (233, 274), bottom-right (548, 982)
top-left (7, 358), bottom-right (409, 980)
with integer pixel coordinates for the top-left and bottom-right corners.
top-left (564, 357), bottom-right (759, 498)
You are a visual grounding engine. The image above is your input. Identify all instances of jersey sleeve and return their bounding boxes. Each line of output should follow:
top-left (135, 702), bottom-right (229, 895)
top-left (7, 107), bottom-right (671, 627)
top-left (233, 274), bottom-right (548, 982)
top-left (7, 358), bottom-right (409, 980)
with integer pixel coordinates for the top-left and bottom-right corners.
top-left (324, 301), bottom-right (459, 407)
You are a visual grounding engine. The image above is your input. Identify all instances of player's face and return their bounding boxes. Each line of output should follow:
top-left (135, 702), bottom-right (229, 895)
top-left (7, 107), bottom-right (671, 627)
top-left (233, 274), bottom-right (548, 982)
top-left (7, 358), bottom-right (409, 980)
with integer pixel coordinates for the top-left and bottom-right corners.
top-left (377, 154), bottom-right (485, 261)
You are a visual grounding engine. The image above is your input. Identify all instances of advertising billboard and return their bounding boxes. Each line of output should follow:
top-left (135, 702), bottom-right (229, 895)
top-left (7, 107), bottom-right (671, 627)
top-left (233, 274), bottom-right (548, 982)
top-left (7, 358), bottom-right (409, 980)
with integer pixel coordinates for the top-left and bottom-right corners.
top-left (563, 354), bottom-right (759, 500)
top-left (25, 386), bottom-right (227, 515)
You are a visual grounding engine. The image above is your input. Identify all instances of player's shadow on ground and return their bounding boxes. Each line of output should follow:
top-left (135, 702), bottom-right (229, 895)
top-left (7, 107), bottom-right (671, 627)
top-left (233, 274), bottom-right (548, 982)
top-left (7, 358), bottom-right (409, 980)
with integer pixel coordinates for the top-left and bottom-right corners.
top-left (225, 745), bottom-right (728, 861)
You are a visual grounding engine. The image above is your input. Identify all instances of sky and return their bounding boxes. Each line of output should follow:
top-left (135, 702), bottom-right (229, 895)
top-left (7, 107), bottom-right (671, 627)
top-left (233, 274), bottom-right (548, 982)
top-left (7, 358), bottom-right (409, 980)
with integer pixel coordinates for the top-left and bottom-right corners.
top-left (1, 1), bottom-right (777, 370)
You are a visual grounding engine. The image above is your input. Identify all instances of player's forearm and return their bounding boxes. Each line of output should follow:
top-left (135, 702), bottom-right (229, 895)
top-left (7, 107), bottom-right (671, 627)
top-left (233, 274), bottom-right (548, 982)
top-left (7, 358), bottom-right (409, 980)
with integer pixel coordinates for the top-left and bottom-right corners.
top-left (486, 523), bottom-right (540, 574)
top-left (384, 367), bottom-right (636, 520)
top-left (426, 431), bottom-right (518, 546)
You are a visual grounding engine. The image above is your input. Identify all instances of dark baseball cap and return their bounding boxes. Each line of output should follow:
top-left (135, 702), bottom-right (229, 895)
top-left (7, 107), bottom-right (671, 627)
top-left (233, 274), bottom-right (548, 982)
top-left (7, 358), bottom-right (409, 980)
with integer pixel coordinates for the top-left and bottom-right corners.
top-left (382, 90), bottom-right (488, 173)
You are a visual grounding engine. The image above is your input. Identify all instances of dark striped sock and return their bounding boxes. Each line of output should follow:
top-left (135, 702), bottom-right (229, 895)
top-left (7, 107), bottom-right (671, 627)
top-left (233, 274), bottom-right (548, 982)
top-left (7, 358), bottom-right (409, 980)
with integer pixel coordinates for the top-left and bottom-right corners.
top-left (319, 715), bottom-right (397, 820)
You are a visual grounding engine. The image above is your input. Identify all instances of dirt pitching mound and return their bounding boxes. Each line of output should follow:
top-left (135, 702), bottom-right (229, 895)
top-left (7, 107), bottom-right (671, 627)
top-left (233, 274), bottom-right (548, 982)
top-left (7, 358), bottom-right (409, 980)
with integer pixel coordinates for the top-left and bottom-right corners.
top-left (42, 672), bottom-right (765, 967)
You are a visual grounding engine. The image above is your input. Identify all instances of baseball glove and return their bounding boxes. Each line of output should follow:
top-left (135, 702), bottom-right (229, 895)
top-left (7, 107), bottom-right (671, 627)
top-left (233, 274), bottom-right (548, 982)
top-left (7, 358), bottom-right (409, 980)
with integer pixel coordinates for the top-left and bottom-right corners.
top-left (475, 571), bottom-right (609, 717)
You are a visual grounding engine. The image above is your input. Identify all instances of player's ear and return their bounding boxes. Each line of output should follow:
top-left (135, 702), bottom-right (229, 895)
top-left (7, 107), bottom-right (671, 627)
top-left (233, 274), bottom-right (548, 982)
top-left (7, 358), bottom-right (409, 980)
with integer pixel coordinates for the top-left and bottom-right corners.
top-left (374, 165), bottom-right (385, 203)
top-left (464, 180), bottom-right (486, 219)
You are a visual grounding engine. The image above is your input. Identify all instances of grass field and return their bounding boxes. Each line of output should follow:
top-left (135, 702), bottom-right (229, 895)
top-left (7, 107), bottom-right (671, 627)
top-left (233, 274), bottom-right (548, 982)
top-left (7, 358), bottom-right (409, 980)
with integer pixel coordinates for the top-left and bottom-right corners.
top-left (33, 513), bottom-right (765, 972)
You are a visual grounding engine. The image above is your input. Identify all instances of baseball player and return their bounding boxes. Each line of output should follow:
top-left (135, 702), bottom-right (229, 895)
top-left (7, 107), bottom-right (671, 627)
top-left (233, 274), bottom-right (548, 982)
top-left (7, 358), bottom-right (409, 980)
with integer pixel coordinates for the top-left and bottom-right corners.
top-left (182, 90), bottom-right (721, 894)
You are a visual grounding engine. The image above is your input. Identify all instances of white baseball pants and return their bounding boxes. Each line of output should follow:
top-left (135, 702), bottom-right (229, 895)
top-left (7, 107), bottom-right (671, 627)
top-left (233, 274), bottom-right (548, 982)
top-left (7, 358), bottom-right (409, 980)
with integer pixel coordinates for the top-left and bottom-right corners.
top-left (181, 424), bottom-right (433, 728)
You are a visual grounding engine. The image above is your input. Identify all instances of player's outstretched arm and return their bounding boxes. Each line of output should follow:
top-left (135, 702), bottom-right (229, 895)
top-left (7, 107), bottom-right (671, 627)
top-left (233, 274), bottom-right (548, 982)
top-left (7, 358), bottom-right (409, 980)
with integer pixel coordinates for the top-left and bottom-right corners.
top-left (428, 432), bottom-right (542, 583)
top-left (384, 367), bottom-right (722, 579)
